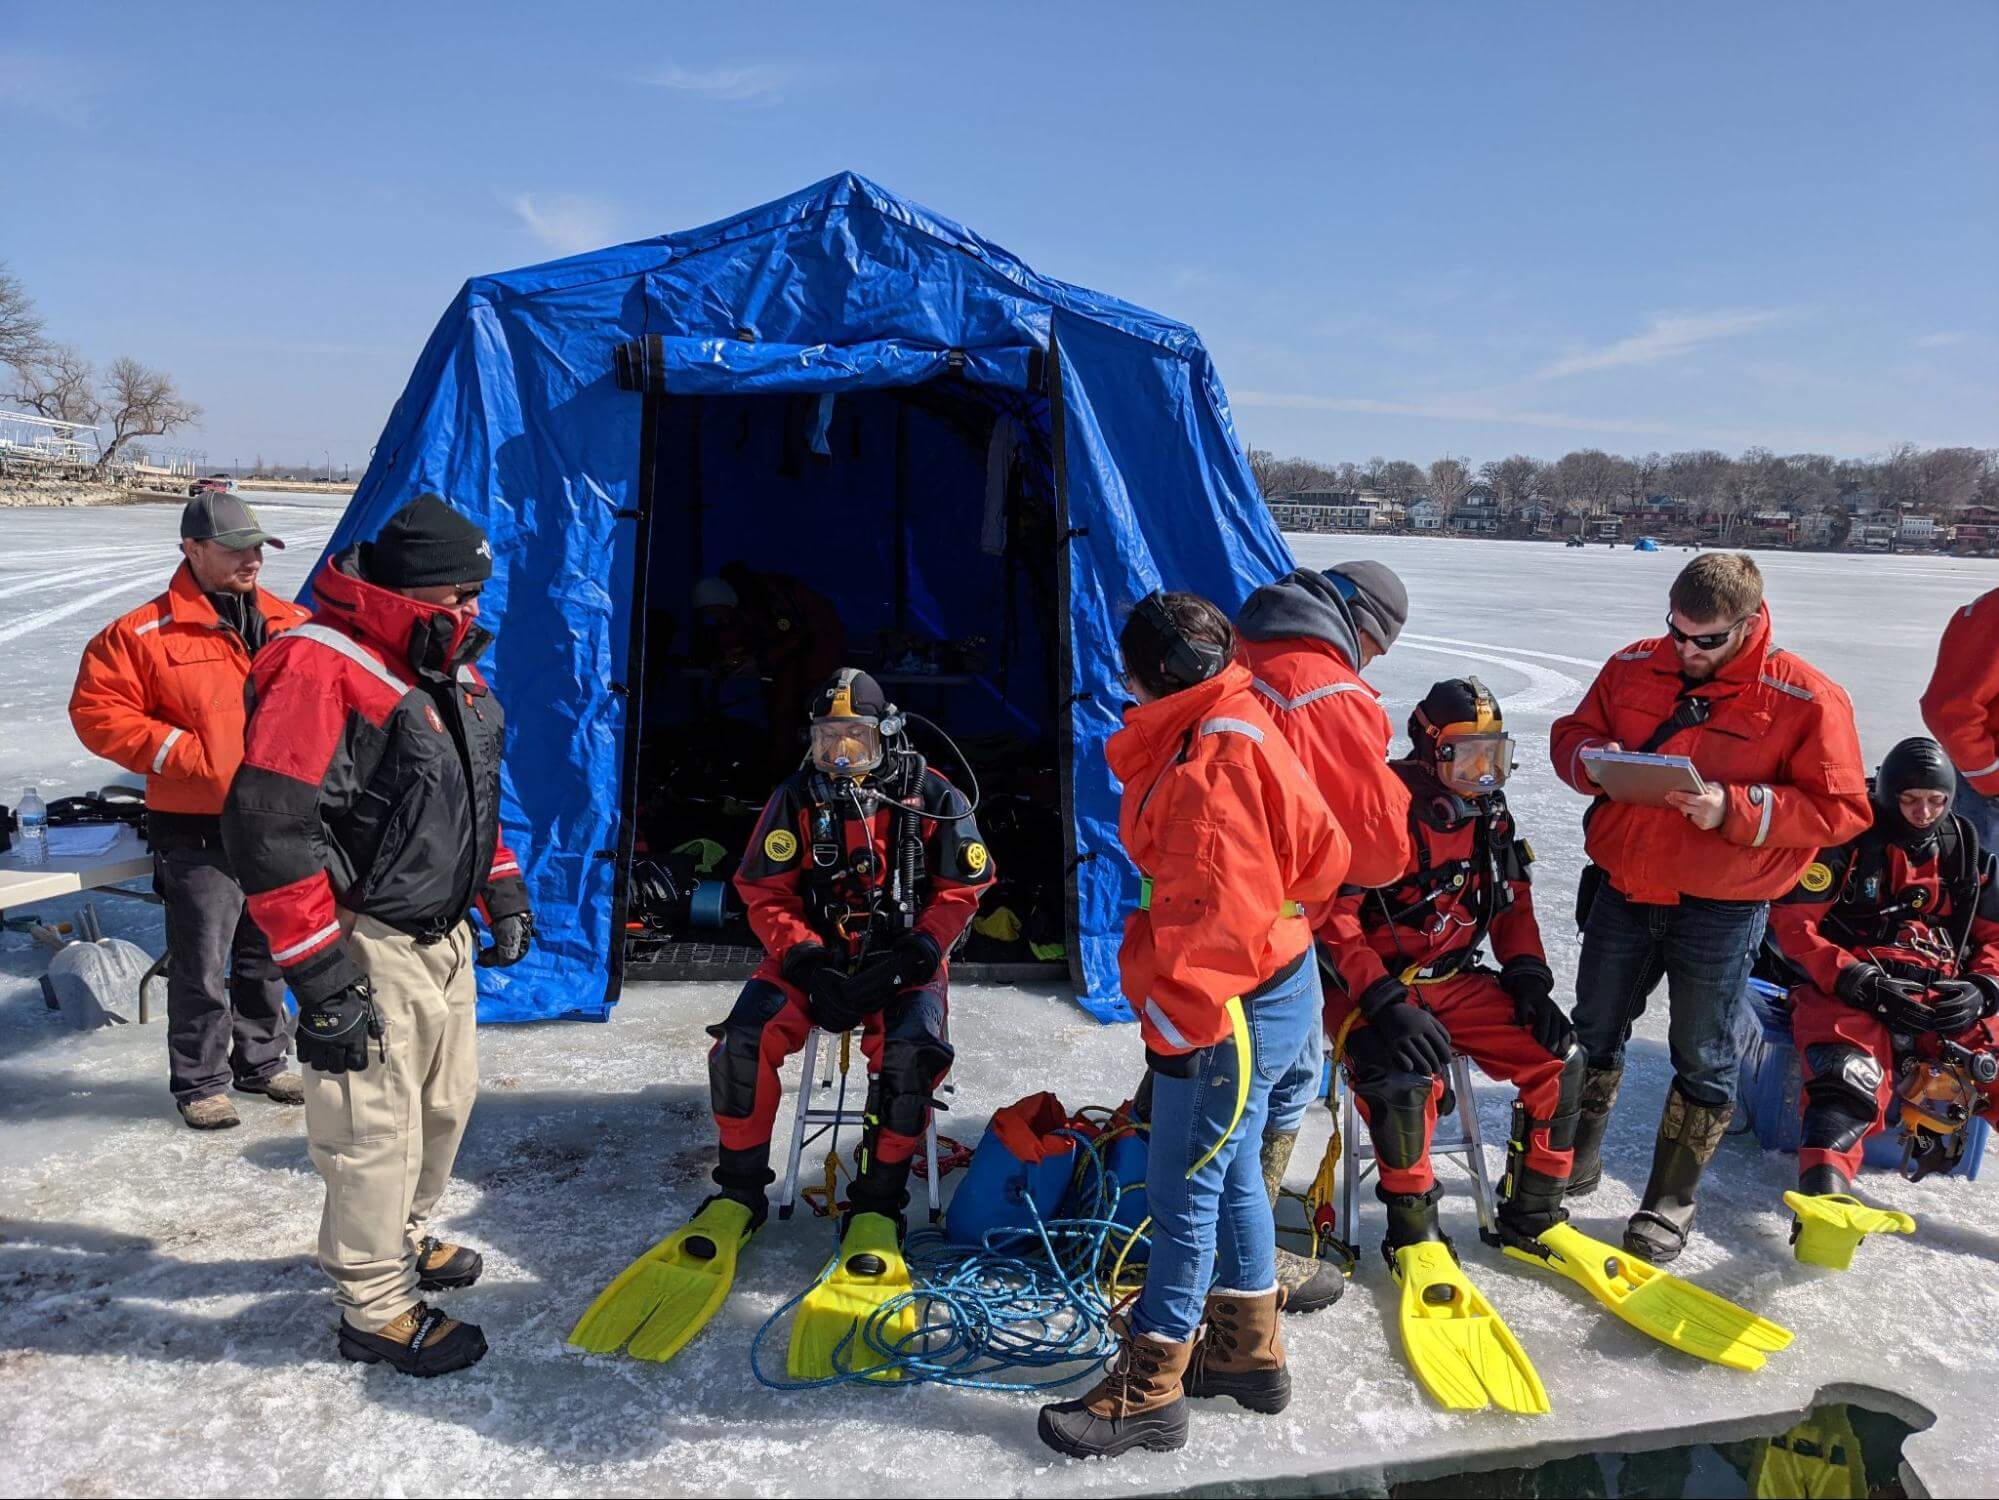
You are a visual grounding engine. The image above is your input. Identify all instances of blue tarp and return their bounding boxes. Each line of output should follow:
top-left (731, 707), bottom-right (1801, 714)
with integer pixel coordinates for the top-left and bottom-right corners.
top-left (316, 172), bottom-right (1292, 1022)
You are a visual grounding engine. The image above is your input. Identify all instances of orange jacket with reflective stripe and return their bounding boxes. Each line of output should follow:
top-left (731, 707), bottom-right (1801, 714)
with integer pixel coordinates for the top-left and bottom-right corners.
top-left (68, 563), bottom-right (309, 815)
top-left (1109, 663), bottom-right (1348, 1054)
top-left (1921, 588), bottom-right (1999, 797)
top-left (1548, 605), bottom-right (1869, 905)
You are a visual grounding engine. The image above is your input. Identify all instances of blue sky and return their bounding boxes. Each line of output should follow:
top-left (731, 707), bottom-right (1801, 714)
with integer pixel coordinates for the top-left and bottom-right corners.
top-left (4, 3), bottom-right (1993, 470)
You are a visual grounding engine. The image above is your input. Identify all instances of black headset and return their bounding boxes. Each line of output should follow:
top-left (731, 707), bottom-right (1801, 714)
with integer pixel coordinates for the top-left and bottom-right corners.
top-left (1128, 591), bottom-right (1226, 692)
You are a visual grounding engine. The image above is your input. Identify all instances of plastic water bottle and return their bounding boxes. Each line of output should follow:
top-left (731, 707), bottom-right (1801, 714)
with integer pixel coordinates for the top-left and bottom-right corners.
top-left (16, 787), bottom-right (47, 867)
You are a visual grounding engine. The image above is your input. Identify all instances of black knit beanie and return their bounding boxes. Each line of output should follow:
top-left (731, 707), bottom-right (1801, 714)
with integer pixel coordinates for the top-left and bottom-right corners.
top-left (361, 494), bottom-right (493, 588)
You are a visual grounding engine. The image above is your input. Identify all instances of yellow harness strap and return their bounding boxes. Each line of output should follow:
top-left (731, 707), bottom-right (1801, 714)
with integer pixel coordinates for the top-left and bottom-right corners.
top-left (1186, 995), bottom-right (1253, 1178)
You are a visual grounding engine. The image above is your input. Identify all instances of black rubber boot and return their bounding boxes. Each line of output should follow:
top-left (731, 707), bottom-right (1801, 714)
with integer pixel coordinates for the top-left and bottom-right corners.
top-left (338, 1302), bottom-right (487, 1377)
top-left (1489, 1099), bottom-right (1575, 1255)
top-left (1624, 1080), bottom-right (1732, 1264)
top-left (415, 1236), bottom-right (483, 1291)
top-left (1797, 1163), bottom-right (1852, 1198)
top-left (713, 1146), bottom-right (773, 1233)
top-left (1379, 1183), bottom-right (1447, 1266)
top-left (1564, 1065), bottom-right (1623, 1199)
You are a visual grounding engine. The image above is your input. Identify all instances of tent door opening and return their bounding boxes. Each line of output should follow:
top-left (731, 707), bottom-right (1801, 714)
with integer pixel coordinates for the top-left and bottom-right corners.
top-left (619, 376), bottom-right (1071, 987)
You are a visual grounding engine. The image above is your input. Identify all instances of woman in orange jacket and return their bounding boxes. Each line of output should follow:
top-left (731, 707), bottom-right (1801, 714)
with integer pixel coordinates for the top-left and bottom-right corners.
top-left (1039, 593), bottom-right (1347, 1462)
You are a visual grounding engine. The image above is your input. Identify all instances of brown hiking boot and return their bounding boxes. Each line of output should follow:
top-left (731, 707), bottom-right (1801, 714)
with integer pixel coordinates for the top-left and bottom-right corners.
top-left (178, 1094), bottom-right (240, 1130)
top-left (235, 1072), bottom-right (305, 1105)
top-left (1186, 1289), bottom-right (1290, 1412)
top-left (337, 1302), bottom-right (487, 1377)
top-left (1038, 1330), bottom-right (1193, 1458)
top-left (416, 1235), bottom-right (483, 1291)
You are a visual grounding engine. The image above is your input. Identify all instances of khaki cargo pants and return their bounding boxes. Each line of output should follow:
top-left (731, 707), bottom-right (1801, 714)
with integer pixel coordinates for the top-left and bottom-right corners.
top-left (305, 913), bottom-right (478, 1332)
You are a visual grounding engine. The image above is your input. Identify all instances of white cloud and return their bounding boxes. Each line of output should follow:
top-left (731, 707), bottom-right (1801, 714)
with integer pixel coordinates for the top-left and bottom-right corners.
top-left (1911, 331), bottom-right (1972, 349)
top-left (505, 192), bottom-right (620, 256)
top-left (1537, 310), bottom-right (1788, 379)
top-left (646, 62), bottom-right (800, 104)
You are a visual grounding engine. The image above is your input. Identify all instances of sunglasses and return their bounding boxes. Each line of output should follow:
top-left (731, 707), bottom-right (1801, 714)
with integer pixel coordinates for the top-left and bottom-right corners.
top-left (1664, 615), bottom-right (1745, 651)
top-left (449, 583), bottom-right (484, 604)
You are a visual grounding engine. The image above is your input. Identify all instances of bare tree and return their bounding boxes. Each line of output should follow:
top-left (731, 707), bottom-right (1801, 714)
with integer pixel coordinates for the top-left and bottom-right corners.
top-left (1361, 456), bottom-right (1388, 493)
top-left (7, 344), bottom-right (100, 424)
top-left (0, 261), bottom-right (47, 374)
top-left (1427, 456), bottom-right (1470, 515)
top-left (1247, 447), bottom-right (1282, 498)
top-left (95, 357), bottom-right (201, 472)
top-left (1480, 455), bottom-right (1542, 517)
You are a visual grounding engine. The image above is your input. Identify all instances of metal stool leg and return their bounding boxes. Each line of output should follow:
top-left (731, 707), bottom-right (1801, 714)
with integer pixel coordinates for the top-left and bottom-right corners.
top-left (1338, 1069), bottom-right (1361, 1258)
top-left (776, 1027), bottom-right (824, 1221)
top-left (1451, 1054), bottom-right (1498, 1238)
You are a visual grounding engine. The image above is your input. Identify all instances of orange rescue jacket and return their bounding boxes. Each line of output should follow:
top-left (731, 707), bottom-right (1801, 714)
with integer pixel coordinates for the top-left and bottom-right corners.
top-left (69, 562), bottom-right (309, 815)
top-left (1549, 605), bottom-right (1869, 905)
top-left (1921, 588), bottom-right (1999, 797)
top-left (1109, 663), bottom-right (1348, 1054)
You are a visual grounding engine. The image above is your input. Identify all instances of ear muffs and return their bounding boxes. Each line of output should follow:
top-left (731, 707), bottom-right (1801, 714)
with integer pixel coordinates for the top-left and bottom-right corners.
top-left (1130, 592), bottom-right (1226, 692)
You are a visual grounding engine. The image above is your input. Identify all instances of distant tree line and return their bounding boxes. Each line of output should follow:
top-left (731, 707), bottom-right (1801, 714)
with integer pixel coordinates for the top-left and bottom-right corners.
top-left (1247, 444), bottom-right (1999, 522)
top-left (1, 261), bottom-right (201, 472)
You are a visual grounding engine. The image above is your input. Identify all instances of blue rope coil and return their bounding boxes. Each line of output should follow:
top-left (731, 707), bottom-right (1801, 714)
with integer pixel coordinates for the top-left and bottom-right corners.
top-left (751, 1125), bottom-right (1148, 1393)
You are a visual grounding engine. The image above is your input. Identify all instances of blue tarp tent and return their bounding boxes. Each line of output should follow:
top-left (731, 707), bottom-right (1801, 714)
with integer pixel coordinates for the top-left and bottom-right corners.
top-left (316, 172), bottom-right (1293, 1023)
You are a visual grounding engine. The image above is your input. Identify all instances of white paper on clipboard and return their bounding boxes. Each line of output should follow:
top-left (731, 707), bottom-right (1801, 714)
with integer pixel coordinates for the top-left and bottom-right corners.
top-left (1580, 748), bottom-right (1708, 806)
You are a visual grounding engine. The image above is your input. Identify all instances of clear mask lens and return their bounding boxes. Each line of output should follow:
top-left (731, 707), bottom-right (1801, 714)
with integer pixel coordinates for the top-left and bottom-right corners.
top-left (809, 718), bottom-right (883, 775)
top-left (1436, 731), bottom-right (1515, 794)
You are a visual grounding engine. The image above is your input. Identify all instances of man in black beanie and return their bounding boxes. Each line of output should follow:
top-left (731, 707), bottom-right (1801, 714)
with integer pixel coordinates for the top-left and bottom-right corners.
top-left (225, 493), bottom-right (532, 1376)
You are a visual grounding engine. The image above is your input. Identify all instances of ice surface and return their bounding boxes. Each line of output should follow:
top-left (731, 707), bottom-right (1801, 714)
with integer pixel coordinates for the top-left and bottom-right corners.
top-left (4, 523), bottom-right (1998, 1495)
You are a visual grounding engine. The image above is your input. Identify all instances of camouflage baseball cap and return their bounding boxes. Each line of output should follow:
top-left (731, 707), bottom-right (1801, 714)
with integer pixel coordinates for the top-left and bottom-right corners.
top-left (180, 492), bottom-right (285, 551)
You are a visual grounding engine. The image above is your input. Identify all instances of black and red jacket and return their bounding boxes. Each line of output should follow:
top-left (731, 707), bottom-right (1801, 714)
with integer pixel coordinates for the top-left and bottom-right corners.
top-left (1771, 818), bottom-right (1999, 994)
top-left (1324, 763), bottom-right (1546, 1007)
top-left (222, 553), bottom-right (528, 1004)
top-left (734, 762), bottom-right (994, 971)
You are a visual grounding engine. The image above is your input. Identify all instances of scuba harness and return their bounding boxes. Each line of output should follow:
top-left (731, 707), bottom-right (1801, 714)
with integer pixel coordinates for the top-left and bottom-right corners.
top-left (1367, 762), bottom-right (1529, 986)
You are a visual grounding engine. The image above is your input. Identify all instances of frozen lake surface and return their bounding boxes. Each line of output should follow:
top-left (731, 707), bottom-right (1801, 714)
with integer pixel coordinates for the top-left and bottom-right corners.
top-left (3, 516), bottom-right (1997, 1495)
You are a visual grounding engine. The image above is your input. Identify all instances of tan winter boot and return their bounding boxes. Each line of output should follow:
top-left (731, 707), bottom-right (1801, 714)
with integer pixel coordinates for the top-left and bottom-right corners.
top-left (1037, 1329), bottom-right (1193, 1458)
top-left (178, 1094), bottom-right (240, 1130)
top-left (416, 1235), bottom-right (483, 1291)
top-left (1185, 1288), bottom-right (1290, 1413)
top-left (337, 1301), bottom-right (487, 1377)
top-left (1264, 1129), bottom-right (1345, 1314)
top-left (235, 1072), bottom-right (304, 1105)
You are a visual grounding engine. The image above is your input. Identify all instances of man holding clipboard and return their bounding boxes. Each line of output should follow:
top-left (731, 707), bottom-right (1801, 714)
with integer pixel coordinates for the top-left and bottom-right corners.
top-left (1550, 553), bottom-right (1869, 1263)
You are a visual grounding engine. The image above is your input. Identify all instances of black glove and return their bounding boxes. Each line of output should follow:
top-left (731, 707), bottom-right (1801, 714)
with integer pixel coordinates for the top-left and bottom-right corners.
top-left (1500, 958), bottom-right (1576, 1058)
top-left (782, 944), bottom-right (864, 1033)
top-left (1359, 977), bottom-right (1454, 1078)
top-left (893, 931), bottom-right (943, 987)
top-left (296, 978), bottom-right (384, 1074)
top-left (477, 909), bottom-right (535, 969)
top-left (1836, 963), bottom-right (1931, 1032)
top-left (1925, 979), bottom-right (1987, 1038)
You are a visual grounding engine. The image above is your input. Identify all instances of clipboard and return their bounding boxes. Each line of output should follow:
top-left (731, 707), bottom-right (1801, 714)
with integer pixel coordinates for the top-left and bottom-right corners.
top-left (1580, 748), bottom-right (1707, 806)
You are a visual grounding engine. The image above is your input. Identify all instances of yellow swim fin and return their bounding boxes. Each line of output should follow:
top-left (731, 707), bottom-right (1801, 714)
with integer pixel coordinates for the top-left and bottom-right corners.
top-left (1505, 1221), bottom-right (1792, 1371)
top-left (787, 1212), bottom-right (919, 1382)
top-left (1391, 1241), bottom-right (1550, 1415)
top-left (567, 1197), bottom-right (757, 1362)
top-left (1786, 1191), bottom-right (1916, 1271)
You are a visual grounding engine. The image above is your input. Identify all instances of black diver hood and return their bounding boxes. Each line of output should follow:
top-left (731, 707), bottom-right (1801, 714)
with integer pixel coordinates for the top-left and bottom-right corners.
top-left (1873, 737), bottom-right (1957, 854)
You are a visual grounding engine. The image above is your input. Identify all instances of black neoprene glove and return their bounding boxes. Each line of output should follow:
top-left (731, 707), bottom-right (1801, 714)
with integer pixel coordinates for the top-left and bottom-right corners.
top-left (1499, 958), bottom-right (1576, 1058)
top-left (296, 978), bottom-right (384, 1074)
top-left (478, 909), bottom-right (535, 969)
top-left (893, 931), bottom-right (943, 987)
top-left (1360, 976), bottom-right (1454, 1078)
top-left (783, 944), bottom-right (863, 1033)
top-left (1925, 979), bottom-right (1986, 1038)
top-left (1836, 963), bottom-right (1931, 1032)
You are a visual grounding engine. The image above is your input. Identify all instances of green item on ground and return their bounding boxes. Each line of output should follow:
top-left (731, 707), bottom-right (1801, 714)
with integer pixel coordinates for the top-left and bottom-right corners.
top-left (567, 1196), bottom-right (756, 1362)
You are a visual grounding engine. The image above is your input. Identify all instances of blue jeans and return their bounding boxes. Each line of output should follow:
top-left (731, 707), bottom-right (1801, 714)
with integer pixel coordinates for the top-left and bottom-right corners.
top-left (1135, 954), bottom-right (1321, 1343)
top-left (1572, 884), bottom-right (1769, 1108)
top-left (1265, 1008), bottom-right (1326, 1137)
top-left (1955, 779), bottom-right (1999, 854)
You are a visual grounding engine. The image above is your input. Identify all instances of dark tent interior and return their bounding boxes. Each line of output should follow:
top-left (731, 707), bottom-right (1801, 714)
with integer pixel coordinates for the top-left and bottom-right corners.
top-left (625, 374), bottom-right (1070, 978)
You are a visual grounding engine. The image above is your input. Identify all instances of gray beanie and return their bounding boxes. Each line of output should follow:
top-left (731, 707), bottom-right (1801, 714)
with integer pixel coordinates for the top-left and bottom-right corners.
top-left (1328, 561), bottom-right (1409, 651)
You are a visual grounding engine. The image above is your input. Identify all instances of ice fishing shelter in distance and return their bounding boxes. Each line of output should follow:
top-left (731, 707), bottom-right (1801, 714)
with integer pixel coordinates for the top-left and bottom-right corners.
top-left (316, 172), bottom-right (1292, 1023)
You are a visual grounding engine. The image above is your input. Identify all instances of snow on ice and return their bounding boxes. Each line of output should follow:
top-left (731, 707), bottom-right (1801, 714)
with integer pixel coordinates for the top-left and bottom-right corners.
top-left (4, 511), bottom-right (1998, 1494)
